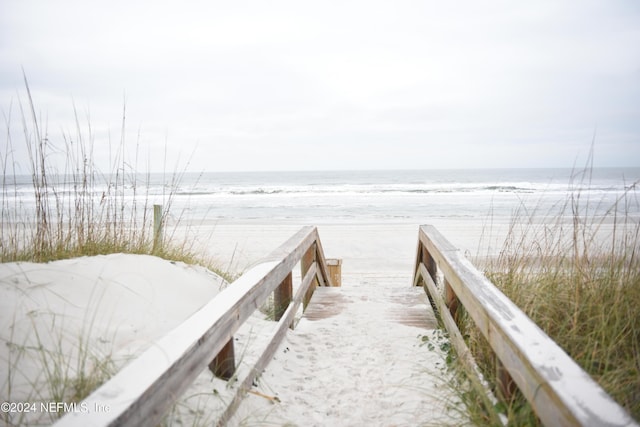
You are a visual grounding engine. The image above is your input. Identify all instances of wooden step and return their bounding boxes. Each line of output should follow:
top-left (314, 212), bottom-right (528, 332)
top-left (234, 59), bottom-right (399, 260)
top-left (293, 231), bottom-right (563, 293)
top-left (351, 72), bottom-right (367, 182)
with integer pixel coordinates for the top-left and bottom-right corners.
top-left (303, 285), bottom-right (437, 329)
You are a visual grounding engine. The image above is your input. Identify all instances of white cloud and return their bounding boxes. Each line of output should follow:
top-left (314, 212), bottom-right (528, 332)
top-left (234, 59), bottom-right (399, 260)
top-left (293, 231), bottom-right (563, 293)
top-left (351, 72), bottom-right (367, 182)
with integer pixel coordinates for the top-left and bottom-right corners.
top-left (1, 1), bottom-right (639, 171)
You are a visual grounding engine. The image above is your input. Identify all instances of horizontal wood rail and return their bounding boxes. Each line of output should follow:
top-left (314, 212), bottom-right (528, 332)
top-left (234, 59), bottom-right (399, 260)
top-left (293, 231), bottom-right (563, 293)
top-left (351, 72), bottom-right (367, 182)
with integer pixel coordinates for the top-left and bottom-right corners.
top-left (413, 225), bottom-right (637, 427)
top-left (55, 226), bottom-right (333, 427)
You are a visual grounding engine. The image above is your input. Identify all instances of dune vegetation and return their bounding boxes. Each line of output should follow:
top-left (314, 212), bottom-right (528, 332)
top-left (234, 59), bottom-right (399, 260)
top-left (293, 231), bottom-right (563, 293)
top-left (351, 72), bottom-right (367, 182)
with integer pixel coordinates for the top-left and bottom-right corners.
top-left (458, 169), bottom-right (640, 425)
top-left (1, 81), bottom-right (226, 278)
top-left (1, 87), bottom-right (231, 426)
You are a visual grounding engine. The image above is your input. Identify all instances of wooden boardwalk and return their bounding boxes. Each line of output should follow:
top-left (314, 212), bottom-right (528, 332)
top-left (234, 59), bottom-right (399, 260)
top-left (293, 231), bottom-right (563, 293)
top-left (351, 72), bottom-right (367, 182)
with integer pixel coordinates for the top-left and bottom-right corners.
top-left (231, 274), bottom-right (456, 426)
top-left (54, 226), bottom-right (638, 427)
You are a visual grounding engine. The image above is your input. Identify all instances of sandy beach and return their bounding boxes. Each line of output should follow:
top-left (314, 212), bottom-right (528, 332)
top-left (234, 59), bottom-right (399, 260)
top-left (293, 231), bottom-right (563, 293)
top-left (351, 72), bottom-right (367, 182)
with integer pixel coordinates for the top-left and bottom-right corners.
top-left (202, 218), bottom-right (505, 275)
top-left (1, 212), bottom-right (632, 425)
top-left (1, 219), bottom-right (481, 426)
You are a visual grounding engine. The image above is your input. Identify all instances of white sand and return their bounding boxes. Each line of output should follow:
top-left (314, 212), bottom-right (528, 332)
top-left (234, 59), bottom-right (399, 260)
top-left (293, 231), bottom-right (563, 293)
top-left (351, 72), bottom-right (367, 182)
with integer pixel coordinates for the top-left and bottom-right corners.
top-left (202, 219), bottom-right (506, 274)
top-left (0, 254), bottom-right (226, 426)
top-left (231, 277), bottom-right (459, 426)
top-left (1, 222), bottom-right (478, 426)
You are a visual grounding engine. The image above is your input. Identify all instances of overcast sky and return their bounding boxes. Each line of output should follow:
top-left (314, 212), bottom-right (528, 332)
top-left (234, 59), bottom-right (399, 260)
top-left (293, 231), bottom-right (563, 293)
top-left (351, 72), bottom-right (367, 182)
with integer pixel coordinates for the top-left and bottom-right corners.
top-left (2, 1), bottom-right (640, 172)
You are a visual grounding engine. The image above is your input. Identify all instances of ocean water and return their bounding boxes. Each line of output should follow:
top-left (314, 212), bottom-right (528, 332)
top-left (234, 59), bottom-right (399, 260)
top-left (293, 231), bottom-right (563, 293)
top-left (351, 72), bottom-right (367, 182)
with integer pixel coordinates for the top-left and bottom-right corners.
top-left (167, 168), bottom-right (640, 224)
top-left (4, 168), bottom-right (639, 225)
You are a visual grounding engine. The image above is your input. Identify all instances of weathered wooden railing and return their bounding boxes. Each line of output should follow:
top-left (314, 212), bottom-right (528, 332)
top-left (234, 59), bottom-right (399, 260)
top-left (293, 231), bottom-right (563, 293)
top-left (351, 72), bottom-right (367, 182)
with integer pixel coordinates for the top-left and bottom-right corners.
top-left (55, 226), bottom-right (333, 427)
top-left (413, 224), bottom-right (637, 427)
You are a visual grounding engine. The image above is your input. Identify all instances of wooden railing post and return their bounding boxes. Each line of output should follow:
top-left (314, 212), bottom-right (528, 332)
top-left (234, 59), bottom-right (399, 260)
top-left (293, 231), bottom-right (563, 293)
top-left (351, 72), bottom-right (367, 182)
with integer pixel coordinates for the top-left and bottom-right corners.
top-left (209, 339), bottom-right (235, 381)
top-left (274, 272), bottom-right (293, 321)
top-left (444, 279), bottom-right (460, 323)
top-left (301, 244), bottom-right (318, 309)
top-left (496, 358), bottom-right (516, 401)
top-left (421, 245), bottom-right (437, 284)
top-left (326, 259), bottom-right (342, 287)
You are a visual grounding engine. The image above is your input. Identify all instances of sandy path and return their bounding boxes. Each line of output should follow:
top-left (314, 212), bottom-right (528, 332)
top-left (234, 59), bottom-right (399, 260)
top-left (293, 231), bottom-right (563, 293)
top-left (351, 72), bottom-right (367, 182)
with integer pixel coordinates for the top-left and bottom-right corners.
top-left (231, 271), bottom-right (460, 426)
top-left (175, 222), bottom-right (477, 425)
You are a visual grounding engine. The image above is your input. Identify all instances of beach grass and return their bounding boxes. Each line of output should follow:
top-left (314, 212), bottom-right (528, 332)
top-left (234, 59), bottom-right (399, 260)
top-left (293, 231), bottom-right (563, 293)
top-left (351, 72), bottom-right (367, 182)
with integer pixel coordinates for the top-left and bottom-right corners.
top-left (1, 82), bottom-right (231, 425)
top-left (1, 78), bottom-right (230, 281)
top-left (459, 169), bottom-right (640, 424)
